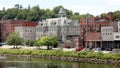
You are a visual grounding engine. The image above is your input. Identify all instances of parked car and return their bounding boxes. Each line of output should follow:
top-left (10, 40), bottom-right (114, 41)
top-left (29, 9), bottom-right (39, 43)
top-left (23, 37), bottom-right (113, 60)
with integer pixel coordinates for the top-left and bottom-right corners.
top-left (76, 46), bottom-right (83, 51)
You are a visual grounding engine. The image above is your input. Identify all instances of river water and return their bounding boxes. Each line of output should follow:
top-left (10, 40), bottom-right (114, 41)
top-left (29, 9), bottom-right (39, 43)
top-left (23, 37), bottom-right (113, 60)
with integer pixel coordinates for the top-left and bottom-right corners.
top-left (0, 56), bottom-right (119, 68)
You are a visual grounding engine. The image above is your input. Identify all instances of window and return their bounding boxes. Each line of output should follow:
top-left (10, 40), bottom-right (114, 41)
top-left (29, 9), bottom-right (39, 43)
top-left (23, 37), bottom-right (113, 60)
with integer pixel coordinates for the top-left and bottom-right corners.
top-left (115, 36), bottom-right (119, 38)
top-left (106, 33), bottom-right (107, 35)
top-left (54, 22), bottom-right (56, 25)
top-left (30, 30), bottom-right (32, 32)
top-left (103, 33), bottom-right (104, 35)
top-left (41, 23), bottom-right (43, 26)
top-left (25, 30), bottom-right (27, 32)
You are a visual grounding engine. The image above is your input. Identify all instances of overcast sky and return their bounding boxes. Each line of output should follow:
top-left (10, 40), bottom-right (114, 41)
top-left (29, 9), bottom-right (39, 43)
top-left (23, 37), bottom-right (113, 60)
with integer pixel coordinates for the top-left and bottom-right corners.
top-left (0, 0), bottom-right (120, 16)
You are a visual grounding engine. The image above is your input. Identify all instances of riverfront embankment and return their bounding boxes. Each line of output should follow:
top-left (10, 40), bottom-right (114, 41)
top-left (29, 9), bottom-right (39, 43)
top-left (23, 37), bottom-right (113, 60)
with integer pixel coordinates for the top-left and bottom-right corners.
top-left (0, 49), bottom-right (120, 65)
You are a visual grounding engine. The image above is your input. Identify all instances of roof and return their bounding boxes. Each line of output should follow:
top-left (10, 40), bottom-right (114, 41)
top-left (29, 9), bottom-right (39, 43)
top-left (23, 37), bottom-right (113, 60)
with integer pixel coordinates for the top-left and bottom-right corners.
top-left (86, 32), bottom-right (101, 41)
top-left (58, 6), bottom-right (66, 14)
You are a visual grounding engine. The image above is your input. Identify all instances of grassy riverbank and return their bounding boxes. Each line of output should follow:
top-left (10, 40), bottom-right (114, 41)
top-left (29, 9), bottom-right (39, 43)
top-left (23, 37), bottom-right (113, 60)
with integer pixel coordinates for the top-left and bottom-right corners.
top-left (0, 49), bottom-right (120, 60)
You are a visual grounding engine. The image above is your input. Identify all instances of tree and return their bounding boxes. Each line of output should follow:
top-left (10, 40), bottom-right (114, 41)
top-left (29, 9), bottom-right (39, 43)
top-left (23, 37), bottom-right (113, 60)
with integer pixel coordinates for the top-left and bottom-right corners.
top-left (100, 13), bottom-right (107, 18)
top-left (16, 9), bottom-right (27, 20)
top-left (25, 40), bottom-right (35, 46)
top-left (5, 8), bottom-right (18, 19)
top-left (6, 32), bottom-right (23, 48)
top-left (44, 9), bottom-right (56, 18)
top-left (50, 36), bottom-right (58, 48)
top-left (80, 13), bottom-right (94, 18)
top-left (26, 6), bottom-right (40, 21)
top-left (37, 36), bottom-right (58, 50)
top-left (113, 10), bottom-right (120, 20)
top-left (71, 12), bottom-right (80, 20)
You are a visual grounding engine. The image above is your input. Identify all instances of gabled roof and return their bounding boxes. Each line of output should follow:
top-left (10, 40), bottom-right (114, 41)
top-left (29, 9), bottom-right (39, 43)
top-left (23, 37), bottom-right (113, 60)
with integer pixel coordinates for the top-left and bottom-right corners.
top-left (58, 6), bottom-right (66, 14)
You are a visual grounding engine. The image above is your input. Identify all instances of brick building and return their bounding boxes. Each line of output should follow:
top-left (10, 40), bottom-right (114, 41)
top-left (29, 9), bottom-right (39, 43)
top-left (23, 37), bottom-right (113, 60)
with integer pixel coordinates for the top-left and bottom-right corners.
top-left (0, 20), bottom-right (38, 42)
top-left (79, 12), bottom-right (115, 49)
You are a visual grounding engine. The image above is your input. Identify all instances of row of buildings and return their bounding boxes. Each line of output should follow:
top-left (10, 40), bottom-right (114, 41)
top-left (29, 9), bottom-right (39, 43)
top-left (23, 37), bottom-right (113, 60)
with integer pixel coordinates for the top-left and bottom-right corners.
top-left (0, 6), bottom-right (80, 48)
top-left (0, 6), bottom-right (120, 49)
top-left (80, 12), bottom-right (120, 50)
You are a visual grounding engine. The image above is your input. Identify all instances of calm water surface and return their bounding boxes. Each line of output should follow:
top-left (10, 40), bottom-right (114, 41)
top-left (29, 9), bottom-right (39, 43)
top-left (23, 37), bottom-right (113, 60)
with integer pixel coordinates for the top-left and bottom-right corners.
top-left (0, 56), bottom-right (119, 68)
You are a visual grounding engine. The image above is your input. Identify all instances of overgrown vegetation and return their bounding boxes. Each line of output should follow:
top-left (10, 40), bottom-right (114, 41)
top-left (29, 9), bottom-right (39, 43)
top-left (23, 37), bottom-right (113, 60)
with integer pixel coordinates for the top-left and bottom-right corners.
top-left (0, 49), bottom-right (120, 60)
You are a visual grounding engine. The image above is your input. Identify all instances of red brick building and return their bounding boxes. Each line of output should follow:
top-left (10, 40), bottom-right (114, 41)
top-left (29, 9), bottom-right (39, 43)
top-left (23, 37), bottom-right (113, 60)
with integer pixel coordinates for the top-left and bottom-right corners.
top-left (0, 20), bottom-right (38, 41)
top-left (79, 12), bottom-right (115, 48)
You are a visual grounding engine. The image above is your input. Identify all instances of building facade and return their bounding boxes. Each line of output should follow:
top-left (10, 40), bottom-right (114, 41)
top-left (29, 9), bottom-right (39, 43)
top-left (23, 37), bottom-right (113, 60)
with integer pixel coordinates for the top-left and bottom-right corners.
top-left (113, 32), bottom-right (120, 48)
top-left (101, 26), bottom-right (114, 50)
top-left (15, 27), bottom-right (36, 41)
top-left (0, 20), bottom-right (38, 41)
top-left (79, 12), bottom-right (115, 48)
top-left (36, 6), bottom-right (80, 47)
top-left (117, 21), bottom-right (120, 32)
top-left (101, 26), bottom-right (114, 41)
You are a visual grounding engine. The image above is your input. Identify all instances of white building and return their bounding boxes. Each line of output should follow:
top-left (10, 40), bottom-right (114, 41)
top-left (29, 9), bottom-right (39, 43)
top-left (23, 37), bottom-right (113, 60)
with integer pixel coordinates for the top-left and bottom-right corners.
top-left (113, 32), bottom-right (120, 40)
top-left (36, 6), bottom-right (80, 47)
top-left (101, 26), bottom-right (114, 41)
top-left (15, 27), bottom-right (36, 40)
top-left (117, 21), bottom-right (120, 32)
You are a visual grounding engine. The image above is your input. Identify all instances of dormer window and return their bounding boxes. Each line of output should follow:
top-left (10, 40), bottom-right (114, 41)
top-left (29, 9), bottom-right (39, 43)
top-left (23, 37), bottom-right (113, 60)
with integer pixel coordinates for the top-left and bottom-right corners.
top-left (41, 23), bottom-right (43, 26)
top-left (63, 15), bottom-right (66, 17)
top-left (54, 23), bottom-right (56, 25)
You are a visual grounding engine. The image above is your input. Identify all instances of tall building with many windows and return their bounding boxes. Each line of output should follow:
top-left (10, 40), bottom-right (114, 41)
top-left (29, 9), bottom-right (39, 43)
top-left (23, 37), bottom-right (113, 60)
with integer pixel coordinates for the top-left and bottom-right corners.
top-left (15, 27), bottom-right (36, 41)
top-left (36, 6), bottom-right (80, 47)
top-left (0, 20), bottom-right (38, 41)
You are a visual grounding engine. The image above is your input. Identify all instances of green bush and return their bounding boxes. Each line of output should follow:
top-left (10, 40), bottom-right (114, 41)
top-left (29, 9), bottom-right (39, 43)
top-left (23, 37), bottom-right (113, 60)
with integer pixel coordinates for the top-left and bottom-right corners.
top-left (0, 49), bottom-right (119, 60)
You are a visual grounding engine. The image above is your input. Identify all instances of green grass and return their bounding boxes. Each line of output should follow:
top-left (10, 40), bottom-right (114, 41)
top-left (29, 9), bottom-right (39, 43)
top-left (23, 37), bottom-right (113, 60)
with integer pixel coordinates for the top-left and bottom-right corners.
top-left (0, 49), bottom-right (120, 60)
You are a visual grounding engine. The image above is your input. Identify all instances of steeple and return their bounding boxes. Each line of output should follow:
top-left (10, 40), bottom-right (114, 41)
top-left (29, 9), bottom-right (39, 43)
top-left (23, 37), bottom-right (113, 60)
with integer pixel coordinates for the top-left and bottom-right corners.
top-left (58, 6), bottom-right (66, 18)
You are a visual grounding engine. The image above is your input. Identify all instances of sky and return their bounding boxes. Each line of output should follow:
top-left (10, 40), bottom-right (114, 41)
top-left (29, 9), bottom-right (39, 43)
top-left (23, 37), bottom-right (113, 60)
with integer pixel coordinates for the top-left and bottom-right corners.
top-left (0, 0), bottom-right (120, 16)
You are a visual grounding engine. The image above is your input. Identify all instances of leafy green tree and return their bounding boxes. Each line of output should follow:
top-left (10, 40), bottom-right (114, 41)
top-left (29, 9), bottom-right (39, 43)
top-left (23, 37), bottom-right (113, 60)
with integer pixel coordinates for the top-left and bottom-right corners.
top-left (26, 10), bottom-right (39, 21)
top-left (37, 36), bottom-right (51, 50)
top-left (50, 36), bottom-right (58, 48)
top-left (37, 36), bottom-right (58, 50)
top-left (16, 9), bottom-right (27, 19)
top-left (26, 5), bottom-right (40, 21)
top-left (80, 13), bottom-right (94, 18)
top-left (44, 9), bottom-right (56, 18)
top-left (0, 11), bottom-right (5, 20)
top-left (25, 40), bottom-right (35, 46)
top-left (6, 32), bottom-right (23, 48)
top-left (113, 10), bottom-right (120, 20)
top-left (5, 8), bottom-right (18, 19)
top-left (71, 12), bottom-right (81, 20)
top-left (53, 6), bottom-right (62, 13)
top-left (100, 13), bottom-right (107, 18)
top-left (66, 9), bottom-right (73, 18)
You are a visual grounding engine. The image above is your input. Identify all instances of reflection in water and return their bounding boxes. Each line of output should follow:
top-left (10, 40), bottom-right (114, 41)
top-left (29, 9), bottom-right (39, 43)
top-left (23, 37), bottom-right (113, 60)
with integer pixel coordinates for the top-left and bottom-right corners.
top-left (0, 56), bottom-right (119, 68)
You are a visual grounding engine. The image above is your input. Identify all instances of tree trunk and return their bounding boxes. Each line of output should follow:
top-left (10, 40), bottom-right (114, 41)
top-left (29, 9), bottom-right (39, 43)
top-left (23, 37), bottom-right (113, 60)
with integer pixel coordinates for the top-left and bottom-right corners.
top-left (13, 45), bottom-right (15, 49)
top-left (47, 45), bottom-right (50, 50)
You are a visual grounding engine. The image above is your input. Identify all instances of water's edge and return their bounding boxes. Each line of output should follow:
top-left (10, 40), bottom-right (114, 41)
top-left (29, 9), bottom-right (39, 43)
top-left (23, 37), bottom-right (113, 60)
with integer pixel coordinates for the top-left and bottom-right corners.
top-left (0, 54), bottom-right (120, 66)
